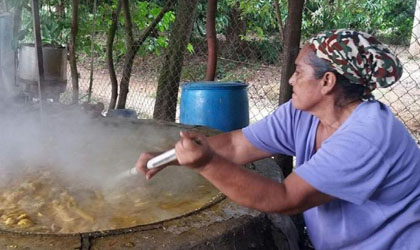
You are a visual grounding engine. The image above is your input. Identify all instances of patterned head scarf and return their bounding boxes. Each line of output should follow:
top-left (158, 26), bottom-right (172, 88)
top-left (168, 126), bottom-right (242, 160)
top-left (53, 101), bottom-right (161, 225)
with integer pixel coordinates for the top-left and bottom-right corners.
top-left (308, 29), bottom-right (403, 96)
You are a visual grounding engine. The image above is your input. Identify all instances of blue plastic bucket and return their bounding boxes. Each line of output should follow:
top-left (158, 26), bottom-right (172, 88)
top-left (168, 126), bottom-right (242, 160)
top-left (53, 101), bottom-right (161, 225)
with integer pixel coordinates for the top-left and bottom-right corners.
top-left (180, 82), bottom-right (249, 132)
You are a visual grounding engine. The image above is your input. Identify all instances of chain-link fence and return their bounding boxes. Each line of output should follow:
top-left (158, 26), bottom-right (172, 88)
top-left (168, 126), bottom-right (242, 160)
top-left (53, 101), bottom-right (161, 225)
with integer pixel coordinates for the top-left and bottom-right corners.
top-left (62, 35), bottom-right (281, 122)
top-left (25, 1), bottom-right (419, 140)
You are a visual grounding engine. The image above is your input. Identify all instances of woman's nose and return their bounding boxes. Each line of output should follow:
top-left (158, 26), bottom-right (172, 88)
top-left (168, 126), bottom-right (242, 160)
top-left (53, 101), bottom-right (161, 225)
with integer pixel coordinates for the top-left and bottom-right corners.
top-left (289, 72), bottom-right (296, 86)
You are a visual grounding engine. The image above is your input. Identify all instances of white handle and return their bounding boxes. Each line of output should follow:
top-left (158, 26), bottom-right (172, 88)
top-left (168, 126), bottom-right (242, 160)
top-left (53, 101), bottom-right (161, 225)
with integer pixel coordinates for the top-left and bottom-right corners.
top-left (116, 167), bottom-right (139, 180)
top-left (147, 148), bottom-right (176, 169)
top-left (116, 148), bottom-right (177, 180)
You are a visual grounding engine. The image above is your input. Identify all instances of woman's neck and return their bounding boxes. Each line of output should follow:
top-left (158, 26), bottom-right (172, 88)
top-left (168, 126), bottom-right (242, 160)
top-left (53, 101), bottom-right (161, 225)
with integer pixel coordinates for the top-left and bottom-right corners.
top-left (314, 99), bottom-right (362, 134)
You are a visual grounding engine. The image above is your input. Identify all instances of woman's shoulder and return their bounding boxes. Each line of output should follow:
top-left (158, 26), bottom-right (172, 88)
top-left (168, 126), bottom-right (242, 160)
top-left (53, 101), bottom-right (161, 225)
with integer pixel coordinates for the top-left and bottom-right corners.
top-left (347, 100), bottom-right (400, 130)
top-left (336, 100), bottom-right (413, 150)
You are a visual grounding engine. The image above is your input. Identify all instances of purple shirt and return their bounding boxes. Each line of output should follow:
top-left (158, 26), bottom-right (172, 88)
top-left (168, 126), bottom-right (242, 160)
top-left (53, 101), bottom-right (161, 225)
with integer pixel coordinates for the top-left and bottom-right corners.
top-left (242, 100), bottom-right (420, 250)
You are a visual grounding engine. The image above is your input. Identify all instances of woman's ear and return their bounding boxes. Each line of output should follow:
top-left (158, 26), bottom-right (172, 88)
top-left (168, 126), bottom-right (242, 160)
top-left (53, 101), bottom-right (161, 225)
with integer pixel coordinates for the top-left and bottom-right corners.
top-left (321, 72), bottom-right (337, 95)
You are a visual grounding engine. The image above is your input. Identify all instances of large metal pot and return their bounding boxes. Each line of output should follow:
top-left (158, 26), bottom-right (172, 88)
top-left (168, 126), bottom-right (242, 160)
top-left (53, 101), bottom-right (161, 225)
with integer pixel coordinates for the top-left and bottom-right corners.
top-left (0, 108), bottom-right (294, 249)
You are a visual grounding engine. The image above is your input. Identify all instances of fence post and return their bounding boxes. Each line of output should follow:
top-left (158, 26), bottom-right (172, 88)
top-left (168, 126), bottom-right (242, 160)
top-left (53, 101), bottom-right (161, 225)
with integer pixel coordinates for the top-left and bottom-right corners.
top-left (275, 0), bottom-right (305, 178)
top-left (409, 0), bottom-right (420, 56)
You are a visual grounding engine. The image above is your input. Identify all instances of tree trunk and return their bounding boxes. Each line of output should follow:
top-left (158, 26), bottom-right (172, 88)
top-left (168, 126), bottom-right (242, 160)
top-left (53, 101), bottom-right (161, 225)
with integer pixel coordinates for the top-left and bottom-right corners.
top-left (87, 0), bottom-right (97, 103)
top-left (205, 0), bottom-right (217, 81)
top-left (153, 0), bottom-right (199, 121)
top-left (69, 0), bottom-right (79, 104)
top-left (277, 2), bottom-right (306, 247)
top-left (409, 0), bottom-right (420, 56)
top-left (107, 0), bottom-right (122, 110)
top-left (116, 0), bottom-right (174, 109)
top-left (116, 0), bottom-right (134, 109)
top-left (275, 0), bottom-right (305, 178)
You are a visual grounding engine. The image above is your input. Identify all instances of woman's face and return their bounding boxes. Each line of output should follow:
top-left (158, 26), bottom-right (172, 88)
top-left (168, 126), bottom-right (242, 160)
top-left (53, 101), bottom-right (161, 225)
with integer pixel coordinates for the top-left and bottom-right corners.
top-left (289, 45), bottom-right (324, 111)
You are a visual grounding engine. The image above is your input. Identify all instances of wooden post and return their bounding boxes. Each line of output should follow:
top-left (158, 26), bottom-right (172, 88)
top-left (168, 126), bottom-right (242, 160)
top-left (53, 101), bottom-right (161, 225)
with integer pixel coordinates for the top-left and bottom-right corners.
top-left (409, 0), bottom-right (420, 56)
top-left (31, 0), bottom-right (44, 105)
top-left (275, 0), bottom-right (305, 178)
top-left (205, 0), bottom-right (217, 81)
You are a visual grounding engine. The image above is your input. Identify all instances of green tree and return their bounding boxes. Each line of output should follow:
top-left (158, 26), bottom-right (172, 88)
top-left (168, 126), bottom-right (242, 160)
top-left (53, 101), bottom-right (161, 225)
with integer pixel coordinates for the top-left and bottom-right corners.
top-left (301, 0), bottom-right (415, 44)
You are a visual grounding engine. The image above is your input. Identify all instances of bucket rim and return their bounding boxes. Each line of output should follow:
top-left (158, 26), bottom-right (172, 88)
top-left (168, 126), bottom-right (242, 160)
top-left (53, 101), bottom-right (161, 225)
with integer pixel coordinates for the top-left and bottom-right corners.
top-left (181, 81), bottom-right (247, 90)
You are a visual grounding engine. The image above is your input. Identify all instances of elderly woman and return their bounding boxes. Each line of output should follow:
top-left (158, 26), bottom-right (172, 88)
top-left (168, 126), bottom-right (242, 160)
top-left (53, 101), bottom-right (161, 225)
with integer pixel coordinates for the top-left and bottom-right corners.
top-left (137, 29), bottom-right (420, 249)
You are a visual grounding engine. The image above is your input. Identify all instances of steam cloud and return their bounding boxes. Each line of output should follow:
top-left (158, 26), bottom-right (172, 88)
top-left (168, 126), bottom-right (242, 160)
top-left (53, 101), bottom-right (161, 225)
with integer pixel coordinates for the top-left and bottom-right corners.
top-left (0, 100), bottom-right (199, 196)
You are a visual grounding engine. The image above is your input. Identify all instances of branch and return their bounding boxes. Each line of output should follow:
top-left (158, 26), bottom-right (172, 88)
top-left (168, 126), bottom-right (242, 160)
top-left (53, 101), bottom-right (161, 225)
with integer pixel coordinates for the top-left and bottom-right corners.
top-left (117, 0), bottom-right (175, 108)
top-left (69, 0), bottom-right (79, 103)
top-left (107, 0), bottom-right (122, 109)
top-left (273, 0), bottom-right (284, 43)
top-left (133, 0), bottom-right (175, 51)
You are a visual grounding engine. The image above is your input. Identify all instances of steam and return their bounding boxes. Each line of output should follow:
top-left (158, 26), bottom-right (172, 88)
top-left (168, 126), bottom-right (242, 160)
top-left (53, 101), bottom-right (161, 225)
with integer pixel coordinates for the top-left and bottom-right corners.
top-left (0, 102), bottom-right (138, 188)
top-left (0, 100), bottom-right (221, 233)
top-left (0, 100), bottom-right (201, 196)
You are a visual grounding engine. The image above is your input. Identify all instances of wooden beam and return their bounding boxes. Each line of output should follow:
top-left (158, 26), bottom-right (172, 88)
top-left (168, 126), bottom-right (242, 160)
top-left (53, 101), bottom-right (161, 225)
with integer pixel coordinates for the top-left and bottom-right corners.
top-left (205, 0), bottom-right (217, 81)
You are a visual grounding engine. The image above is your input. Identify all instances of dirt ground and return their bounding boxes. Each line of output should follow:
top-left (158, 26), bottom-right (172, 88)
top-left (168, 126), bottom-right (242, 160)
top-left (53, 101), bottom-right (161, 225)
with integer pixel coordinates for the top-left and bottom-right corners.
top-left (60, 45), bottom-right (420, 142)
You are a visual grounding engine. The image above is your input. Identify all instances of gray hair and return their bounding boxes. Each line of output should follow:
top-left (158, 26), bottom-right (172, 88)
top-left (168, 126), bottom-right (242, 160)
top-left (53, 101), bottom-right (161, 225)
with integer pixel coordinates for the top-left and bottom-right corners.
top-left (307, 50), bottom-right (373, 105)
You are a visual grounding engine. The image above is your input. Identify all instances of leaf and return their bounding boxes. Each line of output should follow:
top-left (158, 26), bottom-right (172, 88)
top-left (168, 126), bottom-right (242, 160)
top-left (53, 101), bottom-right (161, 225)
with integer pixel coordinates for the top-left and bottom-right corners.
top-left (187, 43), bottom-right (194, 54)
top-left (150, 7), bottom-right (161, 17)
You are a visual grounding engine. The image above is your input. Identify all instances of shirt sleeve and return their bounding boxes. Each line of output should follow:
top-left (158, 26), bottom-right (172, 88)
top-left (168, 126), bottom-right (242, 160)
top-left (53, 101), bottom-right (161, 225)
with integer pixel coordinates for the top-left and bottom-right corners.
top-left (242, 101), bottom-right (296, 156)
top-left (294, 131), bottom-right (389, 205)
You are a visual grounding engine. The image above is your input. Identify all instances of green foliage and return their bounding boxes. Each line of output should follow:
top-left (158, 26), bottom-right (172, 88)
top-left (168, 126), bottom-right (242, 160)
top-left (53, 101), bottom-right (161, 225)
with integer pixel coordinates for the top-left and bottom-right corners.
top-left (232, 0), bottom-right (283, 39)
top-left (301, 0), bottom-right (416, 44)
top-left (16, 0), bottom-right (70, 47)
top-left (192, 0), bottom-right (285, 64)
top-left (376, 0), bottom-right (416, 44)
top-left (10, 0), bottom-right (416, 66)
top-left (194, 0), bottom-right (286, 40)
top-left (12, 0), bottom-right (175, 61)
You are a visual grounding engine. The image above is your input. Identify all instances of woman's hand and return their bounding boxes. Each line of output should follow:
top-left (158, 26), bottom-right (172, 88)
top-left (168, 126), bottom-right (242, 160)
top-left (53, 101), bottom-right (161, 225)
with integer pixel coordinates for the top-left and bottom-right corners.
top-left (175, 130), bottom-right (214, 171)
top-left (135, 151), bottom-right (172, 180)
top-left (135, 130), bottom-right (213, 180)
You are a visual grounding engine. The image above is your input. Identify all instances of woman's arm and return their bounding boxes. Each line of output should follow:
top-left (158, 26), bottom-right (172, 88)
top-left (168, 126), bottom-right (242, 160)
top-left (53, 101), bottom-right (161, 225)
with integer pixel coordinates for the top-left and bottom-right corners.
top-left (175, 131), bottom-right (333, 214)
top-left (136, 129), bottom-right (272, 180)
top-left (208, 129), bottom-right (272, 165)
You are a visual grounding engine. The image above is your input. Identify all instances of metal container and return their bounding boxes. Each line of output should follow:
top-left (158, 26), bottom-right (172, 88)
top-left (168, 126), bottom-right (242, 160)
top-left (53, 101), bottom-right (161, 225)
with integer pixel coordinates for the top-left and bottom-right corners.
top-left (18, 44), bottom-right (67, 82)
top-left (17, 44), bottom-right (67, 100)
